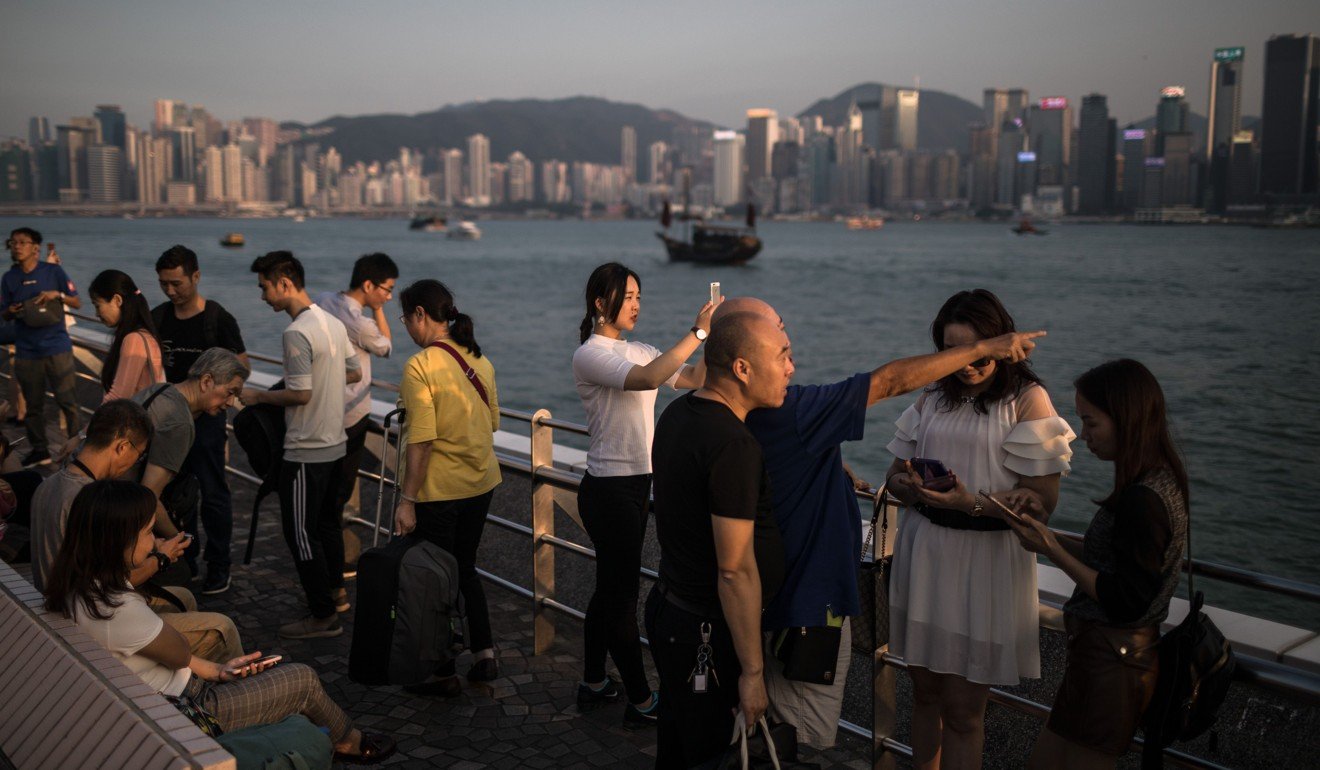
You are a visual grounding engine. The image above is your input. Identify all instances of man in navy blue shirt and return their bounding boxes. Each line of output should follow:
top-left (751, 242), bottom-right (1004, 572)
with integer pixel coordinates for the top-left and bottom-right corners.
top-left (719, 297), bottom-right (1043, 748)
top-left (2, 228), bottom-right (82, 465)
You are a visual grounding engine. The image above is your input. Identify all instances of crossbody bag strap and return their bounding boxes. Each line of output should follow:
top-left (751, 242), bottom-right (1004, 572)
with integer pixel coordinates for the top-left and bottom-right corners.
top-left (137, 330), bottom-right (160, 384)
top-left (429, 341), bottom-right (490, 408)
top-left (141, 383), bottom-right (171, 411)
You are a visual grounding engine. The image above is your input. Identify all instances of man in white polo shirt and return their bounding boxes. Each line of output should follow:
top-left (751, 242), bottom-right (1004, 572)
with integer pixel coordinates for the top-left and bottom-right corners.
top-left (241, 251), bottom-right (361, 639)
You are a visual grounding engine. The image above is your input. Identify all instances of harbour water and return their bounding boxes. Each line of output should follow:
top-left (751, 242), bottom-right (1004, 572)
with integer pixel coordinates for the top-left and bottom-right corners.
top-left (4, 215), bottom-right (1318, 628)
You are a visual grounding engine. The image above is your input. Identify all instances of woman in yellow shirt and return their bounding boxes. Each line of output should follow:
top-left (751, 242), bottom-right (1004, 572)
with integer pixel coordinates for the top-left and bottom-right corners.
top-left (393, 279), bottom-right (502, 693)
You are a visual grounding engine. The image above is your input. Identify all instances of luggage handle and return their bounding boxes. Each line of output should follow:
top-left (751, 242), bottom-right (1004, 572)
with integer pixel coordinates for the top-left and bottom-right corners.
top-left (372, 408), bottom-right (407, 548)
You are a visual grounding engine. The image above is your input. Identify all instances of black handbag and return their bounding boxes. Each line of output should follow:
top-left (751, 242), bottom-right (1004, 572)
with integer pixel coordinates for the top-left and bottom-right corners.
top-left (772, 625), bottom-right (842, 685)
top-left (852, 485), bottom-right (892, 654)
top-left (1140, 506), bottom-right (1236, 768)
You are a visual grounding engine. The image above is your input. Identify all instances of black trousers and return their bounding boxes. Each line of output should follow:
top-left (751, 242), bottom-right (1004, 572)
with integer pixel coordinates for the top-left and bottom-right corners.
top-left (644, 586), bottom-right (740, 769)
top-left (181, 411), bottom-right (233, 571)
top-left (279, 458), bottom-right (345, 619)
top-left (415, 490), bottom-right (496, 653)
top-left (333, 415), bottom-right (373, 519)
top-left (578, 471), bottom-right (651, 702)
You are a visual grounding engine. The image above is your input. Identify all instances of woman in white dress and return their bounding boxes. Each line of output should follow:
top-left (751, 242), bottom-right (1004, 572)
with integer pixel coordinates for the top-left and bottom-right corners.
top-left (884, 289), bottom-right (1075, 770)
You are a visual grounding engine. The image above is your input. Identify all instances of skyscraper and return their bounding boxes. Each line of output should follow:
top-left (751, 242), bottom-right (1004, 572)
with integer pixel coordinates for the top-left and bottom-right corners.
top-left (222, 144), bottom-right (243, 202)
top-left (896, 90), bottom-right (919, 152)
top-left (1206, 47), bottom-right (1246, 211)
top-left (996, 119), bottom-right (1027, 207)
top-left (745, 109), bottom-right (778, 183)
top-left (243, 117), bottom-right (279, 166)
top-left (1077, 94), bottom-right (1115, 214)
top-left (712, 130), bottom-right (744, 206)
top-left (620, 126), bottom-right (637, 184)
top-left (171, 126), bottom-right (197, 182)
top-left (87, 145), bottom-right (122, 203)
top-left (507, 151), bottom-right (535, 202)
top-left (467, 134), bottom-right (490, 206)
top-left (0, 142), bottom-right (32, 202)
top-left (648, 141), bottom-right (669, 185)
top-left (1155, 87), bottom-right (1190, 155)
top-left (28, 117), bottom-right (50, 149)
top-left (442, 149), bottom-right (463, 206)
top-left (1259, 34), bottom-right (1320, 197)
top-left (857, 86), bottom-right (896, 150)
top-left (154, 99), bottom-right (175, 136)
top-left (55, 124), bottom-right (95, 200)
top-left (202, 146), bottom-right (224, 202)
top-left (94, 106), bottom-right (126, 151)
top-left (1030, 97), bottom-right (1072, 199)
top-left (1121, 128), bottom-right (1151, 210)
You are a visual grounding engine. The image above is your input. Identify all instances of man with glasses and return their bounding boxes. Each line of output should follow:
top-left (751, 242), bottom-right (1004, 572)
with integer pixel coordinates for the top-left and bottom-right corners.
top-left (315, 253), bottom-right (398, 584)
top-left (28, 398), bottom-right (245, 663)
top-left (152, 245), bottom-right (249, 595)
top-left (2, 227), bottom-right (82, 465)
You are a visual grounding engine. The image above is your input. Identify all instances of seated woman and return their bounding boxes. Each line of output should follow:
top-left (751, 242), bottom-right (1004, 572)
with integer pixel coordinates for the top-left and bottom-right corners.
top-left (1009, 359), bottom-right (1189, 769)
top-left (89, 270), bottom-right (164, 402)
top-left (43, 479), bottom-right (397, 766)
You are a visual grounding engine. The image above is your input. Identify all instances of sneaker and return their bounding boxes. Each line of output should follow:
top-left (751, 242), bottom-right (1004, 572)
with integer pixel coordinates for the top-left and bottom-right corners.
top-left (278, 614), bottom-right (343, 639)
top-left (334, 731), bottom-right (397, 766)
top-left (623, 691), bottom-right (660, 729)
top-left (333, 587), bottom-right (350, 613)
top-left (200, 570), bottom-right (231, 596)
top-left (467, 657), bottom-right (500, 682)
top-left (21, 448), bottom-right (50, 467)
top-left (576, 677), bottom-right (621, 711)
top-left (403, 675), bottom-right (462, 698)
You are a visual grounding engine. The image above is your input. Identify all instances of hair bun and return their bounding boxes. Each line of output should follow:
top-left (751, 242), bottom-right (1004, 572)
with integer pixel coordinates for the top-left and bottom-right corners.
top-left (446, 306), bottom-right (459, 321)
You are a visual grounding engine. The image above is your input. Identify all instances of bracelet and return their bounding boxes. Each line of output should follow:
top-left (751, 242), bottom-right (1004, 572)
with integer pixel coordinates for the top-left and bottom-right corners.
top-left (399, 493), bottom-right (418, 504)
top-left (969, 493), bottom-right (984, 517)
top-left (149, 549), bottom-right (172, 571)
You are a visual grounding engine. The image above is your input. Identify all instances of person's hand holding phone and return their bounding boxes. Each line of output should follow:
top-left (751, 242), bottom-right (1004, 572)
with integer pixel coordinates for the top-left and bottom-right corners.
top-left (911, 469), bottom-right (976, 513)
top-left (996, 489), bottom-right (1047, 521)
top-left (693, 299), bottom-right (717, 337)
top-left (217, 651), bottom-right (282, 681)
top-left (156, 532), bottom-right (189, 562)
top-left (45, 244), bottom-right (60, 265)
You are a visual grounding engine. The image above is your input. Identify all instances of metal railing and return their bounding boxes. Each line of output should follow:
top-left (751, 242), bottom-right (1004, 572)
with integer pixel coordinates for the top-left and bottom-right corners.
top-left (21, 314), bottom-right (1320, 769)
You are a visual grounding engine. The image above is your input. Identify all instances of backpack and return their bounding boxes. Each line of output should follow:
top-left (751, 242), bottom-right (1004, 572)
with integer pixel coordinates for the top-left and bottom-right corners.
top-left (349, 534), bottom-right (461, 686)
top-left (215, 714), bottom-right (332, 770)
top-left (232, 385), bottom-right (286, 564)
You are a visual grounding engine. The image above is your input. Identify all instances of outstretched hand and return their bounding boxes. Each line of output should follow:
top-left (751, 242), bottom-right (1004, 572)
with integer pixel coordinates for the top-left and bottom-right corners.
top-left (981, 330), bottom-right (1046, 364)
top-left (693, 299), bottom-right (719, 335)
top-left (1007, 513), bottom-right (1059, 557)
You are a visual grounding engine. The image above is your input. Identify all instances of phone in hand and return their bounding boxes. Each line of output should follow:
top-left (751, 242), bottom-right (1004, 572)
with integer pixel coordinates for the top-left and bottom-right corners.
top-left (909, 457), bottom-right (956, 492)
top-left (710, 281), bottom-right (721, 304)
top-left (978, 490), bottom-right (1025, 525)
top-left (226, 654), bottom-right (282, 677)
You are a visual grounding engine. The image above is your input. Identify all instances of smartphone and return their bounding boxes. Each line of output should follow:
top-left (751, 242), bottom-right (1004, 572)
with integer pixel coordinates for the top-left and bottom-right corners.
top-left (909, 457), bottom-right (955, 492)
top-left (978, 490), bottom-right (1025, 525)
top-left (227, 655), bottom-right (282, 677)
top-left (709, 281), bottom-right (721, 304)
top-left (255, 654), bottom-right (283, 667)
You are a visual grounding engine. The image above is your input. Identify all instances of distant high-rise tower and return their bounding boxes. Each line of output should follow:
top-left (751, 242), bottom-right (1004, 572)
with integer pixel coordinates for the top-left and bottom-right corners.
top-left (154, 99), bottom-right (175, 136)
top-left (1077, 94), bottom-right (1115, 214)
top-left (55, 124), bottom-right (95, 199)
top-left (467, 133), bottom-right (490, 206)
top-left (1155, 87), bottom-right (1190, 154)
top-left (1207, 47), bottom-right (1245, 157)
top-left (620, 125), bottom-right (637, 184)
top-left (1121, 128), bottom-right (1152, 211)
top-left (171, 126), bottom-right (197, 182)
top-left (242, 117), bottom-right (279, 166)
top-left (28, 117), bottom-right (50, 149)
top-left (648, 141), bottom-right (669, 185)
top-left (713, 130), bottom-right (745, 206)
top-left (442, 149), bottom-right (463, 206)
top-left (895, 90), bottom-right (919, 152)
top-left (1030, 97), bottom-right (1072, 200)
top-left (1259, 34), bottom-right (1320, 197)
top-left (857, 86), bottom-right (897, 150)
top-left (94, 106), bottom-right (126, 151)
top-left (222, 144), bottom-right (243, 202)
top-left (87, 145), bottom-right (122, 203)
top-left (745, 109), bottom-right (778, 182)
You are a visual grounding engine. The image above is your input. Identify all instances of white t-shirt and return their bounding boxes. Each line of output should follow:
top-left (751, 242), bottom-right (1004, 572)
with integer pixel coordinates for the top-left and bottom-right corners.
top-left (572, 334), bottom-right (679, 477)
top-left (316, 291), bottom-right (391, 428)
top-left (282, 304), bottom-right (360, 463)
top-left (72, 587), bottom-right (192, 697)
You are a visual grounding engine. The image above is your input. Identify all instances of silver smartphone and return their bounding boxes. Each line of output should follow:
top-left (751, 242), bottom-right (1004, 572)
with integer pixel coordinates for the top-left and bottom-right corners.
top-left (978, 490), bottom-right (1025, 525)
top-left (710, 281), bottom-right (721, 304)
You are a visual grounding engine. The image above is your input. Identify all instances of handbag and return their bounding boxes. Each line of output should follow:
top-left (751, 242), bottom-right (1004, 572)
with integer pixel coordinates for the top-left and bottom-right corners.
top-left (852, 484), bottom-right (892, 654)
top-left (716, 713), bottom-right (818, 770)
top-left (772, 625), bottom-right (842, 685)
top-left (19, 296), bottom-right (63, 327)
top-left (1140, 503), bottom-right (1236, 768)
top-left (166, 692), bottom-right (226, 738)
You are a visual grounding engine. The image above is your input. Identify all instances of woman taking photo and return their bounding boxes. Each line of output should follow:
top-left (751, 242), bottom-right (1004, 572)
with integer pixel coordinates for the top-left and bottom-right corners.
top-left (44, 479), bottom-right (396, 765)
top-left (89, 269), bottom-right (164, 402)
top-left (1009, 359), bottom-right (1188, 769)
top-left (884, 289), bottom-right (1074, 770)
top-left (393, 279), bottom-right (501, 693)
top-left (571, 262), bottom-right (714, 726)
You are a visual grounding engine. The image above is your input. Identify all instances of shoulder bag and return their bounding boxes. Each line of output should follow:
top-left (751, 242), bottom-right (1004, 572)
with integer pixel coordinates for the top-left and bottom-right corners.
top-left (852, 484), bottom-right (892, 655)
top-left (429, 340), bottom-right (490, 407)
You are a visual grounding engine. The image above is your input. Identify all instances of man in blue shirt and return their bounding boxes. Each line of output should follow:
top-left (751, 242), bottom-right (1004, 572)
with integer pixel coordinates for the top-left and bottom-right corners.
top-left (717, 297), bottom-right (1043, 748)
top-left (2, 227), bottom-right (82, 465)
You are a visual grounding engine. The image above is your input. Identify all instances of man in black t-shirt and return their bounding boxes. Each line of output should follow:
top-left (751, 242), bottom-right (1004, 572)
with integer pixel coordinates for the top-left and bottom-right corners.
top-left (153, 245), bottom-right (248, 595)
top-left (647, 311), bottom-right (795, 769)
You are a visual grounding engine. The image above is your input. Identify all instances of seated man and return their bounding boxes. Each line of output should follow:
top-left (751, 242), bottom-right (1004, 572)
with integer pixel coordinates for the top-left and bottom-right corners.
top-left (30, 398), bottom-right (242, 662)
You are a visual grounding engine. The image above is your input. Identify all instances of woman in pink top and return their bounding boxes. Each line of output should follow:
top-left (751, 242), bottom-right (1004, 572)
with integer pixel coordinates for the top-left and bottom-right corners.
top-left (90, 270), bottom-right (164, 402)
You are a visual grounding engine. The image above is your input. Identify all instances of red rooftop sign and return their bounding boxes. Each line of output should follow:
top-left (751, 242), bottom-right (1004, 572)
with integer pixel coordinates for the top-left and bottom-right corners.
top-left (1039, 97), bottom-right (1068, 110)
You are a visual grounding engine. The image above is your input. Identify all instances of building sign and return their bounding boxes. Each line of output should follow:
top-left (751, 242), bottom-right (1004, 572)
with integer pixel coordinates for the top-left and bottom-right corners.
top-left (1039, 97), bottom-right (1068, 110)
top-left (1215, 47), bottom-right (1245, 62)
top-left (713, 130), bottom-right (738, 141)
top-left (1161, 86), bottom-right (1186, 98)
top-left (1145, 157), bottom-right (1166, 168)
top-left (1017, 151), bottom-right (1037, 162)
top-left (1124, 129), bottom-right (1147, 141)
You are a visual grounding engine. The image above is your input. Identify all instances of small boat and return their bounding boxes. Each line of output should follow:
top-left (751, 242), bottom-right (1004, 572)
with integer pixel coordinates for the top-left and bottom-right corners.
top-left (219, 233), bottom-right (245, 247)
top-left (409, 215), bottom-right (447, 231)
top-left (656, 196), bottom-right (762, 265)
top-left (846, 216), bottom-right (884, 230)
top-left (1011, 218), bottom-right (1047, 236)
top-left (447, 221), bottom-right (482, 240)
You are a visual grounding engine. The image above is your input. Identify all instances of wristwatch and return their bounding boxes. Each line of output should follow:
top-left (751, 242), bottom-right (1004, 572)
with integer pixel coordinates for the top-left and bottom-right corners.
top-left (691, 326), bottom-right (708, 341)
top-left (149, 549), bottom-right (172, 572)
top-left (970, 494), bottom-right (985, 517)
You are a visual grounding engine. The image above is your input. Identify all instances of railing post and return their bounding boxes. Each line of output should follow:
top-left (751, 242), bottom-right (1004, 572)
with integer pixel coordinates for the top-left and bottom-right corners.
top-left (874, 496), bottom-right (898, 769)
top-left (530, 408), bottom-right (556, 655)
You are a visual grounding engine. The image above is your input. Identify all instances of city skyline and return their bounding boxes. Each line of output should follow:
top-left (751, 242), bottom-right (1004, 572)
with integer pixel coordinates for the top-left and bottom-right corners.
top-left (2, 1), bottom-right (1318, 140)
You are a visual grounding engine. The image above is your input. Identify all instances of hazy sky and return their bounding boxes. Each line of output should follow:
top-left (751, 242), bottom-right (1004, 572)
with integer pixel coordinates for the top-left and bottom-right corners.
top-left (3, 0), bottom-right (1318, 140)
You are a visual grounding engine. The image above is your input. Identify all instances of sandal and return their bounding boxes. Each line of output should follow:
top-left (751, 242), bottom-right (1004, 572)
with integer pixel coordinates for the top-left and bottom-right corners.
top-left (334, 731), bottom-right (397, 765)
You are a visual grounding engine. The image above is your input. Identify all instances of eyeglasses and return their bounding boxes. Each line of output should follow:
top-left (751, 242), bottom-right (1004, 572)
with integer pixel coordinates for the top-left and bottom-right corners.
top-left (5, 239), bottom-right (36, 249)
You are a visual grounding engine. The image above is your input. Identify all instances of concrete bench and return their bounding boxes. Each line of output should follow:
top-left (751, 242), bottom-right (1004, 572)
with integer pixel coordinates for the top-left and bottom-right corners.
top-left (0, 560), bottom-right (234, 770)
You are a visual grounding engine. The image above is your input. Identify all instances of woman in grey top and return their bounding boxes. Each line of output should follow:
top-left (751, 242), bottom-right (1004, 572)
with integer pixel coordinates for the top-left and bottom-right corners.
top-left (1009, 359), bottom-right (1189, 768)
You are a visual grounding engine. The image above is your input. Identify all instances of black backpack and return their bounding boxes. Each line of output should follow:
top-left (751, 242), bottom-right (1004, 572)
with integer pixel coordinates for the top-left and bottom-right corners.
top-left (232, 389), bottom-right (286, 564)
top-left (1141, 509), bottom-right (1236, 767)
top-left (349, 535), bottom-right (461, 686)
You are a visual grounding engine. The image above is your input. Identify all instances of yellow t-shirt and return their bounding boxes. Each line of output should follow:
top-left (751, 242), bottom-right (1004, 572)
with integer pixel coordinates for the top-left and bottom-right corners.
top-left (400, 343), bottom-right (502, 501)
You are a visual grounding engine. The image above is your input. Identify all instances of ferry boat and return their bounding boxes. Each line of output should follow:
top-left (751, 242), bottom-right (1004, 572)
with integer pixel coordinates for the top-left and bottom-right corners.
top-left (447, 221), bottom-right (482, 240)
top-left (1012, 218), bottom-right (1047, 235)
top-left (656, 197), bottom-right (762, 265)
top-left (219, 232), bottom-right (245, 247)
top-left (409, 215), bottom-right (447, 232)
top-left (846, 216), bottom-right (884, 230)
